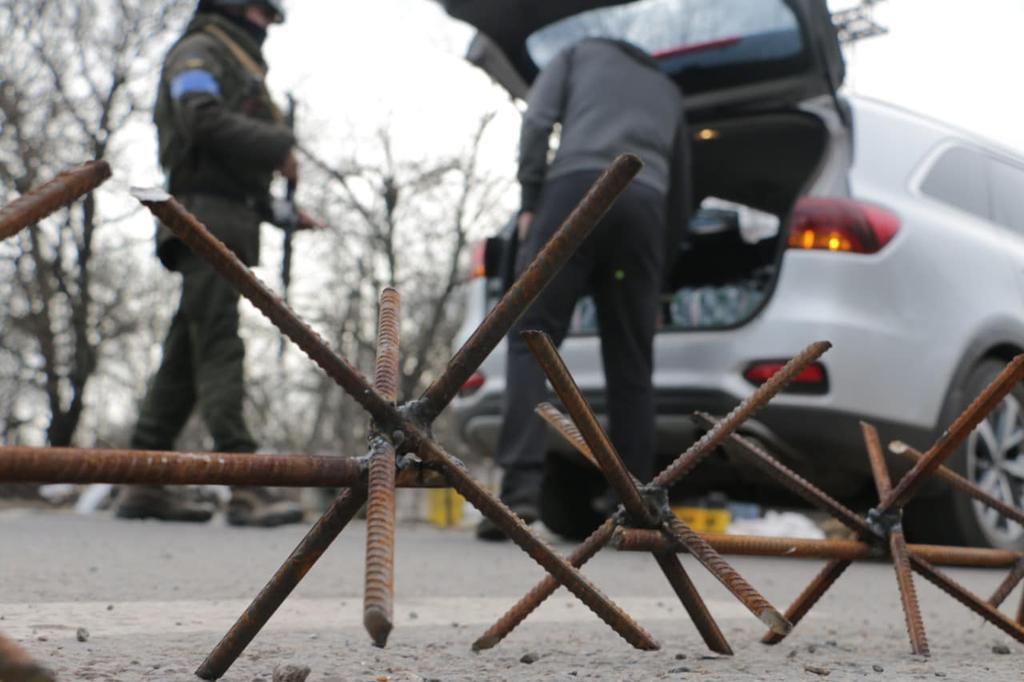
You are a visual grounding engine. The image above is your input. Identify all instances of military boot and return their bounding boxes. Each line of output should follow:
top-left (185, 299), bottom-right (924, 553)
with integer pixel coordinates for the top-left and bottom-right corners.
top-left (226, 487), bottom-right (305, 527)
top-left (114, 486), bottom-right (216, 522)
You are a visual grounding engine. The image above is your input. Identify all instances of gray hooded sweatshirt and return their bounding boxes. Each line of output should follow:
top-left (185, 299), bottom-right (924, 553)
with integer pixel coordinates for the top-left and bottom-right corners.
top-left (518, 38), bottom-right (690, 229)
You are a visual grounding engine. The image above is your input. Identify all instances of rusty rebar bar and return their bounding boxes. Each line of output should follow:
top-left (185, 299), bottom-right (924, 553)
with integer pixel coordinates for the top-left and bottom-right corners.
top-left (880, 355), bottom-right (1024, 513)
top-left (196, 486), bottom-right (368, 680)
top-left (653, 552), bottom-right (733, 655)
top-left (654, 341), bottom-right (832, 489)
top-left (890, 441), bottom-right (1024, 528)
top-left (372, 287), bottom-right (402, 403)
top-left (364, 287), bottom-right (401, 647)
top-left (417, 436), bottom-right (660, 651)
top-left (0, 446), bottom-right (364, 487)
top-left (0, 631), bottom-right (55, 682)
top-left (415, 154), bottom-right (643, 423)
top-left (662, 515), bottom-right (791, 635)
top-left (610, 529), bottom-right (1024, 568)
top-left (536, 402), bottom-right (600, 469)
top-left (762, 559), bottom-right (851, 645)
top-left (910, 554), bottom-right (1024, 644)
top-left (862, 422), bottom-right (929, 655)
top-left (694, 413), bottom-right (873, 537)
top-left (136, 184), bottom-right (656, 653)
top-left (0, 160), bottom-right (111, 242)
top-left (524, 331), bottom-right (652, 524)
top-left (989, 559), bottom-right (1024, 609)
top-left (472, 519), bottom-right (616, 651)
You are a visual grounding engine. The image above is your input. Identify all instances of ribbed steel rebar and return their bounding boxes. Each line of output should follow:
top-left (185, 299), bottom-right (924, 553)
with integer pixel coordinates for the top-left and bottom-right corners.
top-left (762, 558), bottom-right (851, 645)
top-left (0, 446), bottom-right (364, 487)
top-left (0, 160), bottom-right (111, 242)
top-left (654, 341), bottom-right (832, 490)
top-left (889, 530), bottom-right (928, 654)
top-left (416, 155), bottom-right (643, 422)
top-left (694, 413), bottom-right (873, 537)
top-left (862, 422), bottom-right (929, 655)
top-left (910, 554), bottom-right (1024, 644)
top-left (0, 631), bottom-right (56, 682)
top-left (890, 441), bottom-right (1024, 527)
top-left (653, 552), bottom-right (733, 655)
top-left (364, 287), bottom-right (401, 647)
top-left (990, 559), bottom-right (1024, 609)
top-left (880, 355), bottom-right (1024, 513)
top-left (661, 515), bottom-right (790, 635)
top-left (372, 287), bottom-right (401, 402)
top-left (609, 529), bottom-right (1024, 568)
top-left (472, 519), bottom-right (616, 651)
top-left (196, 487), bottom-right (369, 680)
top-left (536, 402), bottom-right (600, 469)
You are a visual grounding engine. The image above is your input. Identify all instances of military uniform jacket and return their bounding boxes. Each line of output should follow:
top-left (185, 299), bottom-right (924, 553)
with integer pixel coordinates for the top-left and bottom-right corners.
top-left (153, 12), bottom-right (294, 270)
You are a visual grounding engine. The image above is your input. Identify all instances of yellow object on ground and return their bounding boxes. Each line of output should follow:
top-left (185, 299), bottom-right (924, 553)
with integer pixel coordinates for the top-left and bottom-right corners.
top-left (672, 506), bottom-right (732, 533)
top-left (427, 488), bottom-right (465, 528)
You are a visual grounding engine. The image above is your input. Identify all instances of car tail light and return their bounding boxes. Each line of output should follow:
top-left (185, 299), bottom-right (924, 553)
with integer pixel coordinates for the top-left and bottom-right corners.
top-left (744, 361), bottom-right (828, 394)
top-left (787, 197), bottom-right (900, 254)
top-left (459, 371), bottom-right (486, 397)
top-left (468, 239), bottom-right (487, 279)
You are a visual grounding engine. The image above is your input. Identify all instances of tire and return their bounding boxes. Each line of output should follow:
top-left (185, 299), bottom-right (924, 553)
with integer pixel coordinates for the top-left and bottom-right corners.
top-left (903, 359), bottom-right (1024, 550)
top-left (539, 451), bottom-right (606, 541)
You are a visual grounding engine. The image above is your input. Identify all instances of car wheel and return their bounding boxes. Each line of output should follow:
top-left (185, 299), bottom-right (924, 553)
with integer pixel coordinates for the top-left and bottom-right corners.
top-left (903, 359), bottom-right (1024, 549)
top-left (539, 452), bottom-right (606, 541)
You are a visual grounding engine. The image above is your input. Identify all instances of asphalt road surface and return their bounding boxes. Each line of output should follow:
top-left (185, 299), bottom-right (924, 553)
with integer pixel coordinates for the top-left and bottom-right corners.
top-left (1, 508), bottom-right (1023, 681)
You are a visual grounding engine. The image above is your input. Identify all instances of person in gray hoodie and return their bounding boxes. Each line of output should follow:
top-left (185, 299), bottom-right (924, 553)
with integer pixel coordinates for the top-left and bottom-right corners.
top-left (478, 37), bottom-right (691, 541)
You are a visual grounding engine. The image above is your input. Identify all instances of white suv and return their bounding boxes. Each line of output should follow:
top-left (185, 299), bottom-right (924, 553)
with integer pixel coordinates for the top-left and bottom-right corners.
top-left (442, 0), bottom-right (1024, 549)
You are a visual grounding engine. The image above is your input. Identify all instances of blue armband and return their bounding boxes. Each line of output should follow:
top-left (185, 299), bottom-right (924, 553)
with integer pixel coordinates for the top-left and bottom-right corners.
top-left (170, 69), bottom-right (221, 100)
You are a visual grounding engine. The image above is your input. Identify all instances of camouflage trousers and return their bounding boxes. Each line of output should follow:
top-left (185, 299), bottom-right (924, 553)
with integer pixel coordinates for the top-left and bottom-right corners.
top-left (130, 250), bottom-right (256, 454)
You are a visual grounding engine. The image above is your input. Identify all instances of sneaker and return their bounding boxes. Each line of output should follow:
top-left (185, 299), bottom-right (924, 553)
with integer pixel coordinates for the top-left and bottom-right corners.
top-left (226, 487), bottom-right (305, 528)
top-left (114, 486), bottom-right (215, 523)
top-left (475, 504), bottom-right (539, 542)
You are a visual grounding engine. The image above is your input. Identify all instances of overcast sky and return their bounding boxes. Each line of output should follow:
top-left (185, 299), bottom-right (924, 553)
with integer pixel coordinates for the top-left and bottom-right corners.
top-left (260, 0), bottom-right (1024, 161)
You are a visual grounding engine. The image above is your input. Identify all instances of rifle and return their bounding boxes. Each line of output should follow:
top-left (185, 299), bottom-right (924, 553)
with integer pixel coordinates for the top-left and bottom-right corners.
top-left (281, 93), bottom-right (298, 304)
top-left (278, 93), bottom-right (298, 357)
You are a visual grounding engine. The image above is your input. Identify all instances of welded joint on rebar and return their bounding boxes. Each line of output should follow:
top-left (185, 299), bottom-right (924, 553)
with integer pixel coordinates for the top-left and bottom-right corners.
top-left (397, 453), bottom-right (446, 479)
top-left (396, 399), bottom-right (437, 441)
top-left (866, 507), bottom-right (902, 539)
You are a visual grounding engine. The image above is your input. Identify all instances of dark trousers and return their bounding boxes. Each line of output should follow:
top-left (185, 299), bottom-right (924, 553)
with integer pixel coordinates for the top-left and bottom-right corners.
top-left (497, 170), bottom-right (665, 508)
top-left (130, 250), bottom-right (256, 454)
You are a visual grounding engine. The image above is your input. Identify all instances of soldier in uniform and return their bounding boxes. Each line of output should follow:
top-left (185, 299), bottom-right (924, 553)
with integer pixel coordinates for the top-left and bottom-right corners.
top-left (116, 0), bottom-right (320, 525)
top-left (478, 38), bottom-right (691, 540)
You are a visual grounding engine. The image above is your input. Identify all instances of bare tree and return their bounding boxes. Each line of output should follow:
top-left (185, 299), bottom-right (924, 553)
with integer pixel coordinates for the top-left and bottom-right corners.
top-left (0, 0), bottom-right (189, 446)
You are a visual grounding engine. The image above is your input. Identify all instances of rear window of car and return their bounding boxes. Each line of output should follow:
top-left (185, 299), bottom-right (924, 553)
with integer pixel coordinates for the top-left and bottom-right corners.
top-left (989, 157), bottom-right (1024, 233)
top-left (526, 0), bottom-right (805, 91)
top-left (919, 145), bottom-right (990, 222)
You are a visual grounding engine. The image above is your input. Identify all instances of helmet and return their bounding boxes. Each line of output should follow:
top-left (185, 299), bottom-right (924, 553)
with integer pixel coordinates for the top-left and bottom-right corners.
top-left (200, 0), bottom-right (285, 23)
